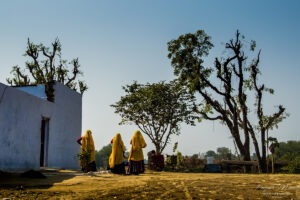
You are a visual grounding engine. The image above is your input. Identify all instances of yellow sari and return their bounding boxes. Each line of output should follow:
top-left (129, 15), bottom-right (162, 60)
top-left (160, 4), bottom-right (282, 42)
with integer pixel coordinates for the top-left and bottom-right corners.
top-left (80, 130), bottom-right (96, 167)
top-left (128, 130), bottom-right (147, 161)
top-left (109, 133), bottom-right (125, 168)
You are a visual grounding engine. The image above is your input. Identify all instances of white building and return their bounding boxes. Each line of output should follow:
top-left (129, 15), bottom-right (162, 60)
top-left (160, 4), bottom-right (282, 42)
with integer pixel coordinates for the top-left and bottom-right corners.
top-left (0, 81), bottom-right (82, 171)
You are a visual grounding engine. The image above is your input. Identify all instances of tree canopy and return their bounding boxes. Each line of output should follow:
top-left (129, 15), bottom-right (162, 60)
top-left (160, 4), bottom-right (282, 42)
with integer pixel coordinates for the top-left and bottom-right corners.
top-left (111, 80), bottom-right (198, 154)
top-left (167, 30), bottom-right (288, 172)
top-left (6, 38), bottom-right (88, 95)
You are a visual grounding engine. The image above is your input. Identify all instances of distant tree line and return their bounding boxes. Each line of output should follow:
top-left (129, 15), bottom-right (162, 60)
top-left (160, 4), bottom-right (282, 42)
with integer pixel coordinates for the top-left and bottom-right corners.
top-left (94, 141), bottom-right (300, 173)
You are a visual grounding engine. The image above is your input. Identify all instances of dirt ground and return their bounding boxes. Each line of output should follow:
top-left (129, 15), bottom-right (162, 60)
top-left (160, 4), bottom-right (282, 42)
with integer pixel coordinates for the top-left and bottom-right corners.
top-left (0, 169), bottom-right (300, 200)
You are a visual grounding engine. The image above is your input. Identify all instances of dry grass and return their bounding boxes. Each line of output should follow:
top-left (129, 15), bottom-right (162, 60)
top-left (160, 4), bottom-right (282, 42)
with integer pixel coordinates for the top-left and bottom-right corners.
top-left (0, 169), bottom-right (300, 199)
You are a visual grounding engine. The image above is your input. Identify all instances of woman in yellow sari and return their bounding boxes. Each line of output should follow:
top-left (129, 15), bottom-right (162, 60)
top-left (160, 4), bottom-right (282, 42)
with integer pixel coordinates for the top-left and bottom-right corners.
top-left (77, 130), bottom-right (97, 172)
top-left (128, 130), bottom-right (147, 175)
top-left (109, 133), bottom-right (126, 174)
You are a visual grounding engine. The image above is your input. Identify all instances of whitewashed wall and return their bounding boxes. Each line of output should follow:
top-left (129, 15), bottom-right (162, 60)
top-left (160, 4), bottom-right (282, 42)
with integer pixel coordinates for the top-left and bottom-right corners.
top-left (0, 82), bottom-right (82, 171)
top-left (47, 82), bottom-right (82, 169)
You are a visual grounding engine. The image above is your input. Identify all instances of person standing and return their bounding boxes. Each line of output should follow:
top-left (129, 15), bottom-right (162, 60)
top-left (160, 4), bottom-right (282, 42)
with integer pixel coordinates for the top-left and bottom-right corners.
top-left (127, 130), bottom-right (147, 175)
top-left (77, 130), bottom-right (97, 172)
top-left (109, 133), bottom-right (126, 174)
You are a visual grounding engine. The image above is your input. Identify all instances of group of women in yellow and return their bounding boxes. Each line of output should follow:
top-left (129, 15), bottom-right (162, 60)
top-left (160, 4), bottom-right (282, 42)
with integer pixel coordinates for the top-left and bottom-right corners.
top-left (77, 129), bottom-right (147, 175)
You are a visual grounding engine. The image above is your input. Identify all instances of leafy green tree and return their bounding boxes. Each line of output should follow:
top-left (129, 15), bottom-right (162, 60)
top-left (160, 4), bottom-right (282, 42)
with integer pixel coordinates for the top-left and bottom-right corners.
top-left (205, 150), bottom-right (217, 158)
top-left (95, 144), bottom-right (112, 169)
top-left (276, 141), bottom-right (300, 160)
top-left (6, 38), bottom-right (88, 97)
top-left (111, 80), bottom-right (198, 154)
top-left (217, 147), bottom-right (231, 160)
top-left (276, 141), bottom-right (300, 172)
top-left (167, 30), bottom-right (288, 172)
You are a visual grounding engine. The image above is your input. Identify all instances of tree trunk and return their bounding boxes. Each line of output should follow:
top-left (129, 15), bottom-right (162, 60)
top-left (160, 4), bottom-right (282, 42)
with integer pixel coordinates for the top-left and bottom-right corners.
top-left (260, 130), bottom-right (267, 173)
top-left (155, 144), bottom-right (161, 155)
top-left (271, 154), bottom-right (275, 174)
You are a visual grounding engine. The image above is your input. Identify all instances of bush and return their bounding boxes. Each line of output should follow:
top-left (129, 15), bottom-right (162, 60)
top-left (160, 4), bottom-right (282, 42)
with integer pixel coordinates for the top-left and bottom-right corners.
top-left (282, 156), bottom-right (300, 173)
top-left (164, 152), bottom-right (205, 172)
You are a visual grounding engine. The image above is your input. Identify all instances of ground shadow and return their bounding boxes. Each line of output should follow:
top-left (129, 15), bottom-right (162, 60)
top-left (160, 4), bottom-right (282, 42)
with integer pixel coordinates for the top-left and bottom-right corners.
top-left (0, 168), bottom-right (79, 189)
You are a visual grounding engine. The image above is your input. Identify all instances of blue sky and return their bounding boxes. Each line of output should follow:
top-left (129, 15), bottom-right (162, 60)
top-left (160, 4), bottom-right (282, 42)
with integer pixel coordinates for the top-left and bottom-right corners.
top-left (0, 1), bottom-right (299, 156)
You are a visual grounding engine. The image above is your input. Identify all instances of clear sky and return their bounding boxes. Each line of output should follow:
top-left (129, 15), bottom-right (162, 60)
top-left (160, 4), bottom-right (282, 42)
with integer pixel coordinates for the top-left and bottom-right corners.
top-left (0, 0), bottom-right (299, 156)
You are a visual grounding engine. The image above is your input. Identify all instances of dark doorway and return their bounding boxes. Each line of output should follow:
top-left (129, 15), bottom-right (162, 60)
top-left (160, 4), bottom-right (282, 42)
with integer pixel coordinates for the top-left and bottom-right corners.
top-left (40, 117), bottom-right (49, 167)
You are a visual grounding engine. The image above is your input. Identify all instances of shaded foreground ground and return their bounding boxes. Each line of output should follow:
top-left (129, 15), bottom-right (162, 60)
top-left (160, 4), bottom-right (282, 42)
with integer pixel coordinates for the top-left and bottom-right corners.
top-left (1, 169), bottom-right (300, 199)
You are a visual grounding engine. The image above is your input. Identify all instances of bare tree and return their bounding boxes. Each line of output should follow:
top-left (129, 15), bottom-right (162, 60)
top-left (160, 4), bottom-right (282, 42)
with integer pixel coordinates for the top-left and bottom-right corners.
top-left (7, 38), bottom-right (88, 99)
top-left (167, 30), bottom-right (288, 172)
